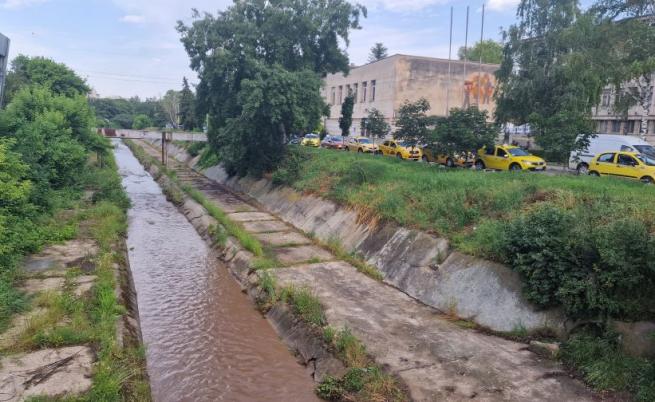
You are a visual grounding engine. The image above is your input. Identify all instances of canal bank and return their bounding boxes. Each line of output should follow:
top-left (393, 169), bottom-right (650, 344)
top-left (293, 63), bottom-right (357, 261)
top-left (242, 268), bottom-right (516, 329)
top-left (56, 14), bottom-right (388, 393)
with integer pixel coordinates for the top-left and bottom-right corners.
top-left (113, 140), bottom-right (319, 401)
top-left (128, 139), bottom-right (599, 402)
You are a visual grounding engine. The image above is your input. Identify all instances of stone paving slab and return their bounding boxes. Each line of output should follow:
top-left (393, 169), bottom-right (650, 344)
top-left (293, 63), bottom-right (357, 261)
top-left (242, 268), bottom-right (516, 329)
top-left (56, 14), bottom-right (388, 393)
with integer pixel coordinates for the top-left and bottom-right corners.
top-left (274, 245), bottom-right (335, 266)
top-left (242, 220), bottom-right (291, 233)
top-left (228, 211), bottom-right (277, 222)
top-left (20, 278), bottom-right (65, 295)
top-left (273, 262), bottom-right (594, 402)
top-left (23, 240), bottom-right (97, 273)
top-left (0, 309), bottom-right (47, 350)
top-left (0, 346), bottom-right (94, 401)
top-left (255, 232), bottom-right (312, 247)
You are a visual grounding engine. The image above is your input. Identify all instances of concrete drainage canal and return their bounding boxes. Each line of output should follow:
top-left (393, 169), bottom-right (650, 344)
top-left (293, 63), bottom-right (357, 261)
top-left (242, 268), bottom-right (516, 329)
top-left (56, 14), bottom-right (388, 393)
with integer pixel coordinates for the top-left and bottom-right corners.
top-left (113, 140), bottom-right (318, 401)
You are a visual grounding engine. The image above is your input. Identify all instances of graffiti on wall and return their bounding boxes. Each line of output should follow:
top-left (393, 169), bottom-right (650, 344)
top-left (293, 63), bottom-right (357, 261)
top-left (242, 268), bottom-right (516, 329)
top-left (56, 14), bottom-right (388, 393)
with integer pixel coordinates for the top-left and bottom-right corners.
top-left (463, 73), bottom-right (495, 108)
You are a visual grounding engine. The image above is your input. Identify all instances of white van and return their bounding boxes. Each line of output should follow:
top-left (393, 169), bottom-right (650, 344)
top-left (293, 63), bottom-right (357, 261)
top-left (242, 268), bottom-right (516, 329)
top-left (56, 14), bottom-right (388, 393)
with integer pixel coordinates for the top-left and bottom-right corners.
top-left (569, 134), bottom-right (655, 174)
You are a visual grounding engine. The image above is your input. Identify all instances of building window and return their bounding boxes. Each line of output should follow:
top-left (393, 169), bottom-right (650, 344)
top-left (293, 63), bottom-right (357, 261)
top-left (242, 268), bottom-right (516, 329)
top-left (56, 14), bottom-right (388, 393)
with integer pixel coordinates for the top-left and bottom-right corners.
top-left (370, 80), bottom-right (376, 102)
top-left (353, 83), bottom-right (358, 103)
top-left (601, 90), bottom-right (611, 107)
top-left (599, 120), bottom-right (608, 133)
top-left (338, 86), bottom-right (343, 104)
top-left (611, 120), bottom-right (621, 133)
top-left (346, 84), bottom-right (351, 96)
top-left (625, 120), bottom-right (635, 134)
top-left (361, 82), bottom-right (367, 103)
top-left (330, 87), bottom-right (336, 105)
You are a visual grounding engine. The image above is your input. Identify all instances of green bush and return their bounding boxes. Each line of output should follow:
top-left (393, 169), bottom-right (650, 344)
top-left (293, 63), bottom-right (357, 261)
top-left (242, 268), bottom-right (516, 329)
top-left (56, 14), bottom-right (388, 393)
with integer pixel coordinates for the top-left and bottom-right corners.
top-left (187, 141), bottom-right (206, 157)
top-left (502, 204), bottom-right (655, 320)
top-left (272, 146), bottom-right (310, 185)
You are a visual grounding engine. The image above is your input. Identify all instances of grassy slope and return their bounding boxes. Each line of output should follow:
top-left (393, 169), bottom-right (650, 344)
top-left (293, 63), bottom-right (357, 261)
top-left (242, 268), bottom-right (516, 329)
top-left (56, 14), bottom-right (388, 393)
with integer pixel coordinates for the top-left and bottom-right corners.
top-left (283, 147), bottom-right (655, 257)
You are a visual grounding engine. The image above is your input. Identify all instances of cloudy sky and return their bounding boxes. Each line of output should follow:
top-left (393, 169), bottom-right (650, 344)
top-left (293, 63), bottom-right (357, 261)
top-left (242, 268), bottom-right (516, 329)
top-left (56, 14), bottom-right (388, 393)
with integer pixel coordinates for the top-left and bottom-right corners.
top-left (0, 0), bottom-right (523, 98)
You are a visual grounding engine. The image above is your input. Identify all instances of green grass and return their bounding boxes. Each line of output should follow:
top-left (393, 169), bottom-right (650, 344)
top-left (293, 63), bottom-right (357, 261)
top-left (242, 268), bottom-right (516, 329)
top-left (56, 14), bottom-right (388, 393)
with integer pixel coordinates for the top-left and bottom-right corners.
top-left (280, 147), bottom-right (655, 256)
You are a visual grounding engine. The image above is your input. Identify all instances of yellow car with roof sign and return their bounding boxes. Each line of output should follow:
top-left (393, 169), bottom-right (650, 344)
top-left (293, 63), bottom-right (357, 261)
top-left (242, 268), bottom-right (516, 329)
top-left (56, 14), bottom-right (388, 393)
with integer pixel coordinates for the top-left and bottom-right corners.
top-left (346, 137), bottom-right (378, 153)
top-left (588, 151), bottom-right (655, 183)
top-left (379, 139), bottom-right (422, 161)
top-left (301, 133), bottom-right (320, 147)
top-left (475, 145), bottom-right (546, 171)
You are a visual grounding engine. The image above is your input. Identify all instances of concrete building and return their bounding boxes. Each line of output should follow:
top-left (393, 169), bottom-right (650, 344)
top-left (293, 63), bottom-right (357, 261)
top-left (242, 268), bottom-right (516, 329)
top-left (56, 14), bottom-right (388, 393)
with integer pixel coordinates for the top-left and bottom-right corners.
top-left (0, 33), bottom-right (10, 106)
top-left (321, 54), bottom-right (500, 136)
top-left (592, 76), bottom-right (655, 139)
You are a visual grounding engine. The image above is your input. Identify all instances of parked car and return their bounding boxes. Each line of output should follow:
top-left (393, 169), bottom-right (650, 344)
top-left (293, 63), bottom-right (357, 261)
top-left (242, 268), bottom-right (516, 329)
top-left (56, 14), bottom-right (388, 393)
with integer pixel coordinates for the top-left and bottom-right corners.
top-left (288, 135), bottom-right (301, 145)
top-left (321, 135), bottom-right (346, 150)
top-left (422, 146), bottom-right (474, 167)
top-left (301, 133), bottom-right (320, 147)
top-left (379, 140), bottom-right (422, 160)
top-left (345, 137), bottom-right (378, 153)
top-left (569, 134), bottom-right (655, 174)
top-left (588, 151), bottom-right (655, 183)
top-left (476, 145), bottom-right (546, 171)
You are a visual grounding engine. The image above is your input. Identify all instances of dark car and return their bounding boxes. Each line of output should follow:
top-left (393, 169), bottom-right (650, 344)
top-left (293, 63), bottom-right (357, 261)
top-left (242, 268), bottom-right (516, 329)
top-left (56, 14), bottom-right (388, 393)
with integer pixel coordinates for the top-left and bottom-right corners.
top-left (321, 135), bottom-right (346, 150)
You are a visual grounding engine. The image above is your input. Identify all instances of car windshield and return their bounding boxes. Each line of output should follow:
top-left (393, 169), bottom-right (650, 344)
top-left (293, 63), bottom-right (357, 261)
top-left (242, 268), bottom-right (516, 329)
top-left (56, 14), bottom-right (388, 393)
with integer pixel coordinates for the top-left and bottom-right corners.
top-left (358, 138), bottom-right (372, 144)
top-left (398, 141), bottom-right (415, 148)
top-left (508, 148), bottom-right (530, 156)
top-left (635, 145), bottom-right (655, 157)
top-left (305, 134), bottom-right (318, 139)
top-left (637, 154), bottom-right (655, 166)
top-left (332, 136), bottom-right (343, 141)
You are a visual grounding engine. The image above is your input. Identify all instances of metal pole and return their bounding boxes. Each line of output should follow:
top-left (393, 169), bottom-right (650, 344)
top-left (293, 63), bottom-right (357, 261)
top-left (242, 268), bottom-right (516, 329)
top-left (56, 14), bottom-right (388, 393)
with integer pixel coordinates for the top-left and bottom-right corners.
top-left (446, 6), bottom-right (453, 117)
top-left (477, 2), bottom-right (485, 106)
top-left (161, 132), bottom-right (166, 166)
top-left (464, 6), bottom-right (469, 78)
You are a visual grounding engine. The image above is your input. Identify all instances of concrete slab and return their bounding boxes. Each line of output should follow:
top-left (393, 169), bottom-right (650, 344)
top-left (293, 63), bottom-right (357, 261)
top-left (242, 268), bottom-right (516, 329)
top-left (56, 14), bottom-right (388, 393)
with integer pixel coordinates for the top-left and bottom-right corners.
top-left (20, 278), bottom-right (65, 295)
top-left (228, 212), bottom-right (277, 222)
top-left (0, 346), bottom-right (94, 401)
top-left (0, 309), bottom-right (47, 350)
top-left (255, 232), bottom-right (311, 247)
top-left (23, 240), bottom-right (97, 273)
top-left (273, 262), bottom-right (594, 402)
top-left (73, 275), bottom-right (97, 297)
top-left (274, 245), bottom-right (334, 266)
top-left (242, 220), bottom-right (290, 234)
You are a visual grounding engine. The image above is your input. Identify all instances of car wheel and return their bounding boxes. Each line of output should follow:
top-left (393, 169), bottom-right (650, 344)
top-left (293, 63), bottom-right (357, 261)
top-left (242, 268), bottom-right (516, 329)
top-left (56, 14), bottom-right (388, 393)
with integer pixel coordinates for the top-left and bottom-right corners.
top-left (509, 163), bottom-right (522, 171)
top-left (475, 160), bottom-right (485, 170)
top-left (358, 148), bottom-right (364, 153)
top-left (345, 147), bottom-right (349, 151)
top-left (640, 176), bottom-right (654, 184)
top-left (589, 171), bottom-right (600, 177)
top-left (446, 158), bottom-right (455, 168)
top-left (576, 163), bottom-right (589, 175)
top-left (422, 155), bottom-right (429, 163)
top-left (396, 153), bottom-right (403, 159)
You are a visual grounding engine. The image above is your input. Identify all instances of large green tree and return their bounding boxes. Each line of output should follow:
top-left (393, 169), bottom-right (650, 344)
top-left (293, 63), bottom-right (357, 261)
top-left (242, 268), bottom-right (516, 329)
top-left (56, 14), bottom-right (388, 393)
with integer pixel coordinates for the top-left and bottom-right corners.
top-left (177, 0), bottom-right (365, 176)
top-left (458, 40), bottom-right (503, 65)
top-left (495, 0), bottom-right (600, 160)
top-left (3, 55), bottom-right (89, 105)
top-left (368, 42), bottom-right (388, 63)
top-left (432, 107), bottom-right (498, 159)
top-left (394, 98), bottom-right (434, 142)
top-left (339, 93), bottom-right (355, 136)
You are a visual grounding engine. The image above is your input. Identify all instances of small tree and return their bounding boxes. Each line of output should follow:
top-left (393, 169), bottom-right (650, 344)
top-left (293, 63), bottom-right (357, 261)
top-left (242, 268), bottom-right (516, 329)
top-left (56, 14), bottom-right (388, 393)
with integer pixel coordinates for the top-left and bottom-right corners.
top-left (364, 108), bottom-right (390, 138)
top-left (339, 93), bottom-right (355, 136)
top-left (433, 107), bottom-right (498, 158)
top-left (458, 40), bottom-right (503, 64)
top-left (368, 43), bottom-right (388, 63)
top-left (132, 114), bottom-right (153, 130)
top-left (394, 98), bottom-right (434, 143)
top-left (179, 77), bottom-right (197, 131)
top-left (161, 90), bottom-right (180, 129)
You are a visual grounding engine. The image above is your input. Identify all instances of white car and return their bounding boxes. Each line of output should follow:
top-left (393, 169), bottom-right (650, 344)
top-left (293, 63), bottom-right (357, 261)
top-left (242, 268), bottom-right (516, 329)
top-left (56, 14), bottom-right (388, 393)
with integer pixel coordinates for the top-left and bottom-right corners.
top-left (569, 134), bottom-right (655, 174)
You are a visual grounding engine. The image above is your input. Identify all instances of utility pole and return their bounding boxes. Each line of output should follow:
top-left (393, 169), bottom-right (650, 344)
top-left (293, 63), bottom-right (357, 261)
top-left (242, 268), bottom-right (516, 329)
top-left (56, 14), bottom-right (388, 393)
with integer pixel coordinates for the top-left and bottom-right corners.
top-left (446, 6), bottom-right (453, 117)
top-left (477, 2), bottom-right (486, 106)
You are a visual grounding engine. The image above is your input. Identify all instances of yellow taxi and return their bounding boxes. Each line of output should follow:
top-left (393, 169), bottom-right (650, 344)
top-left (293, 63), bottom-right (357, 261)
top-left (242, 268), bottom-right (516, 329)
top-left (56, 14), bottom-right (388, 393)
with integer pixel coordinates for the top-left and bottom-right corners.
top-left (379, 139), bottom-right (422, 161)
top-left (301, 134), bottom-right (320, 147)
top-left (475, 145), bottom-right (546, 171)
top-left (422, 146), bottom-right (475, 168)
top-left (588, 151), bottom-right (655, 183)
top-left (345, 137), bottom-right (378, 153)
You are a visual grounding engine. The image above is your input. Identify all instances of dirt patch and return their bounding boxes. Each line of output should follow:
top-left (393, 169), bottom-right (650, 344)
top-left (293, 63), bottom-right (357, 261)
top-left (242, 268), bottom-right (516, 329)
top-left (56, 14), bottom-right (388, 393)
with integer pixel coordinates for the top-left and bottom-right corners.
top-left (23, 239), bottom-right (98, 274)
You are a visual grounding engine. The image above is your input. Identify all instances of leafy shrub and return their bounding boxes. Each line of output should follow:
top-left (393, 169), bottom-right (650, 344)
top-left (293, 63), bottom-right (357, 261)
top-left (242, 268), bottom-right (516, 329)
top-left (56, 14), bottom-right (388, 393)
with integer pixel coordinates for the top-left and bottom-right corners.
top-left (316, 376), bottom-right (344, 400)
top-left (187, 141), bottom-right (206, 157)
top-left (502, 205), bottom-right (655, 320)
top-left (271, 146), bottom-right (310, 185)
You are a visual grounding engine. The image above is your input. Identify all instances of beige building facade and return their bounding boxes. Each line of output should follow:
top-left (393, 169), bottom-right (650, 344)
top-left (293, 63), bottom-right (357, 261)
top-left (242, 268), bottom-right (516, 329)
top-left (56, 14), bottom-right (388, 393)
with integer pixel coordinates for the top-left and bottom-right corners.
top-left (592, 76), bottom-right (655, 139)
top-left (321, 54), bottom-right (500, 136)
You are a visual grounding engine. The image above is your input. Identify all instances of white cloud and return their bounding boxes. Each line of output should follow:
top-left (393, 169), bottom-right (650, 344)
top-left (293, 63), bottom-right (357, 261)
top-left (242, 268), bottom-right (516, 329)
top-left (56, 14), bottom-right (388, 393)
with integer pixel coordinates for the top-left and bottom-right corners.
top-left (487, 0), bottom-right (520, 12)
top-left (2, 0), bottom-right (48, 9)
top-left (120, 15), bottom-right (145, 24)
top-left (359, 0), bottom-right (449, 12)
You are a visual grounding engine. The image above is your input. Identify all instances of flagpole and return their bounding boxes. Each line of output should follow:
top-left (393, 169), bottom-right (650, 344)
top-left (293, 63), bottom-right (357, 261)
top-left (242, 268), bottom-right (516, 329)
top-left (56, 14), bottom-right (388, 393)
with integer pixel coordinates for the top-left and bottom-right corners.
top-left (477, 2), bottom-right (485, 106)
top-left (446, 6), bottom-right (453, 117)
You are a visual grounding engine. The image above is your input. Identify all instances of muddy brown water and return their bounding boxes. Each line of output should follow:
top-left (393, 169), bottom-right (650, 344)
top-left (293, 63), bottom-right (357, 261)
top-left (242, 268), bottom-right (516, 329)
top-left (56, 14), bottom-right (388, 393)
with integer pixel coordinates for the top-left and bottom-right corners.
top-left (113, 140), bottom-right (318, 402)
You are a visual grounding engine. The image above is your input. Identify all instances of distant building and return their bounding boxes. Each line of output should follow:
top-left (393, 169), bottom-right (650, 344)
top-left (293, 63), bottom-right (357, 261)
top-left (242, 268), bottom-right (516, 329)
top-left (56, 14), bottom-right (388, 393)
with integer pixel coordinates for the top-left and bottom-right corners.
top-left (0, 33), bottom-right (9, 106)
top-left (321, 54), bottom-right (500, 136)
top-left (592, 75), bottom-right (655, 138)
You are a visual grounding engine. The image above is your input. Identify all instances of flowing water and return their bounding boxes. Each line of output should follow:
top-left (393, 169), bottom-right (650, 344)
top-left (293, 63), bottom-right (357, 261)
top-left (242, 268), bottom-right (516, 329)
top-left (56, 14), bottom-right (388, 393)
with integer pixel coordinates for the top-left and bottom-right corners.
top-left (113, 140), bottom-right (318, 402)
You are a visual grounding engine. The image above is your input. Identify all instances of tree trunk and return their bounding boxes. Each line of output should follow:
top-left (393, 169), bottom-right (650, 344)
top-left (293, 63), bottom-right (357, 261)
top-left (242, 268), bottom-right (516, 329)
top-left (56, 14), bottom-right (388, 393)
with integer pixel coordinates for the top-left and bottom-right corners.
top-left (637, 75), bottom-right (653, 139)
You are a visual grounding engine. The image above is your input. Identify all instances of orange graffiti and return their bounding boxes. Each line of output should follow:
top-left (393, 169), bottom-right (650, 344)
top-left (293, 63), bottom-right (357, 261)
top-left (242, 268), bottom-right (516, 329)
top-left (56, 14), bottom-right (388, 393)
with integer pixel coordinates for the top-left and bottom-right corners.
top-left (463, 73), bottom-right (495, 108)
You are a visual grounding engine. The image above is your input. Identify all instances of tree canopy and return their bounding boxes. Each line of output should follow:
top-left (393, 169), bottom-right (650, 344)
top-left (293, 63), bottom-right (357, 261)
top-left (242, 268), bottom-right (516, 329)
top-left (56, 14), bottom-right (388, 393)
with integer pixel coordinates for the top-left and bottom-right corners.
top-left (458, 40), bottom-right (503, 65)
top-left (368, 43), bottom-right (388, 63)
top-left (432, 108), bottom-right (498, 158)
top-left (3, 55), bottom-right (89, 105)
top-left (363, 108), bottom-right (390, 138)
top-left (394, 98), bottom-right (434, 143)
top-left (177, 0), bottom-right (365, 176)
top-left (179, 77), bottom-right (197, 131)
top-left (339, 93), bottom-right (355, 136)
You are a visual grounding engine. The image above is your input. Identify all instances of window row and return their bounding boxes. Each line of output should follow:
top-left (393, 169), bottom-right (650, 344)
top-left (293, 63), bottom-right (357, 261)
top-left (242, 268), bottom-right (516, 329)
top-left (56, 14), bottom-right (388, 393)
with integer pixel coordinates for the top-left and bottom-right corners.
top-left (330, 80), bottom-right (376, 106)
